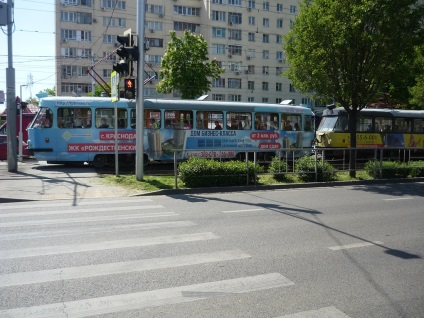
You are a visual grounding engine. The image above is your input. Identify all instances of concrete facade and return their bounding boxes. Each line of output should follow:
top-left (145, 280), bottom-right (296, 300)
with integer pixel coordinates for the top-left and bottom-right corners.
top-left (56, 0), bottom-right (318, 108)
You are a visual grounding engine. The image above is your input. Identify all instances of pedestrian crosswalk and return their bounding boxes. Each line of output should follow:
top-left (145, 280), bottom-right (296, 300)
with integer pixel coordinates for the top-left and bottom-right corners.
top-left (0, 198), bottom-right (351, 317)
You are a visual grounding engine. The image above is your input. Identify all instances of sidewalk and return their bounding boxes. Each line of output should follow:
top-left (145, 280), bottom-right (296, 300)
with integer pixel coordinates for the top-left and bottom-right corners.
top-left (0, 159), bottom-right (142, 202)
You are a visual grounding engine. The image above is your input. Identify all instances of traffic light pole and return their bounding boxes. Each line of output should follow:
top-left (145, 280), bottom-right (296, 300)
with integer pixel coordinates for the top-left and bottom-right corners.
top-left (135, 1), bottom-right (145, 181)
top-left (6, 0), bottom-right (17, 172)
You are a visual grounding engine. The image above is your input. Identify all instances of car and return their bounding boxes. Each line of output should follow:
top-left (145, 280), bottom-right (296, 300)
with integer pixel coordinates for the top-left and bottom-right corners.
top-left (0, 134), bottom-right (30, 160)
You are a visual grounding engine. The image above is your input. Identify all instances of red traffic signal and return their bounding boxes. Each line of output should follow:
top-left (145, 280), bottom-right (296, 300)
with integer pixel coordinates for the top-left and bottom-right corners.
top-left (124, 78), bottom-right (136, 99)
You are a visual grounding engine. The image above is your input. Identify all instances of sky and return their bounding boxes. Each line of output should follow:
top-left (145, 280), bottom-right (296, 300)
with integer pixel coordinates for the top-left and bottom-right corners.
top-left (0, 0), bottom-right (55, 113)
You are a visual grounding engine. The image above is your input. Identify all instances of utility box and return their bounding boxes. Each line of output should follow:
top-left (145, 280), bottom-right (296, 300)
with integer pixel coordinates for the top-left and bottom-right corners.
top-left (0, 2), bottom-right (7, 26)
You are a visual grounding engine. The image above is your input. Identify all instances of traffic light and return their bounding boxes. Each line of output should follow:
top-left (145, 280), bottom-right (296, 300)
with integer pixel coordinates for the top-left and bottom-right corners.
top-left (113, 29), bottom-right (139, 77)
top-left (124, 78), bottom-right (136, 99)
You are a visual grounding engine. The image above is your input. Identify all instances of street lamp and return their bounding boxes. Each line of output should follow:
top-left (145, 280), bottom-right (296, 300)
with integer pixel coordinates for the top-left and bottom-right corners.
top-left (19, 84), bottom-right (27, 162)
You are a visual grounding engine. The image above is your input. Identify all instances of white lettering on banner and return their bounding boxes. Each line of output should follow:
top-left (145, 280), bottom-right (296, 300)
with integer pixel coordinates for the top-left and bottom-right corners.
top-left (185, 151), bottom-right (236, 158)
top-left (68, 144), bottom-right (135, 153)
top-left (100, 132), bottom-right (136, 140)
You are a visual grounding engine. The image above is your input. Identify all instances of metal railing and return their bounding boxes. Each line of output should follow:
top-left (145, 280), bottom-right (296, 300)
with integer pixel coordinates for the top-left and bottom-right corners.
top-left (169, 146), bottom-right (424, 188)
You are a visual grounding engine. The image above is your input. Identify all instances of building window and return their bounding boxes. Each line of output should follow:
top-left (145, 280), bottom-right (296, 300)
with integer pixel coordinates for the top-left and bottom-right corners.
top-left (263, 1), bottom-right (269, 11)
top-left (228, 0), bottom-right (242, 6)
top-left (248, 81), bottom-right (255, 90)
top-left (173, 21), bottom-right (199, 32)
top-left (228, 29), bottom-right (242, 40)
top-left (263, 18), bottom-right (269, 28)
top-left (277, 19), bottom-right (283, 29)
top-left (103, 17), bottom-right (126, 27)
top-left (174, 5), bottom-right (200, 16)
top-left (276, 35), bottom-right (283, 44)
top-left (248, 97), bottom-right (255, 102)
top-left (228, 12), bottom-right (242, 24)
top-left (212, 27), bottom-right (226, 38)
top-left (103, 69), bottom-right (112, 78)
top-left (290, 5), bottom-right (297, 14)
top-left (147, 38), bottom-right (163, 48)
top-left (145, 21), bottom-right (163, 31)
top-left (228, 45), bottom-right (242, 56)
top-left (262, 66), bottom-right (269, 75)
top-left (212, 44), bottom-right (226, 55)
top-left (212, 94), bottom-right (225, 101)
top-left (247, 0), bottom-right (255, 9)
top-left (228, 78), bottom-right (242, 89)
top-left (248, 32), bottom-right (255, 41)
top-left (146, 4), bottom-right (163, 14)
top-left (211, 10), bottom-right (226, 21)
top-left (262, 50), bottom-right (269, 59)
top-left (290, 84), bottom-right (296, 92)
top-left (248, 16), bottom-right (255, 25)
top-left (276, 83), bottom-right (282, 91)
top-left (263, 34), bottom-right (269, 43)
top-left (212, 78), bottom-right (226, 88)
top-left (276, 98), bottom-right (282, 104)
top-left (262, 82), bottom-right (269, 91)
top-left (276, 67), bottom-right (283, 75)
top-left (102, 0), bottom-right (125, 10)
top-left (262, 98), bottom-right (268, 103)
top-left (228, 94), bottom-right (241, 101)
top-left (277, 3), bottom-right (283, 12)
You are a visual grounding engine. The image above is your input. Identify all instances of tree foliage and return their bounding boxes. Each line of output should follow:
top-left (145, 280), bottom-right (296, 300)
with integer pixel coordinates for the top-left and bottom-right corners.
top-left (410, 45), bottom-right (424, 109)
top-left (157, 30), bottom-right (224, 99)
top-left (284, 0), bottom-right (424, 176)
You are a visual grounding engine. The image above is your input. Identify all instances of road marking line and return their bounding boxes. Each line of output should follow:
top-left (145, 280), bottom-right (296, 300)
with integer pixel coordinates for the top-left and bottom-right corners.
top-left (0, 273), bottom-right (293, 318)
top-left (0, 221), bottom-right (196, 241)
top-left (0, 232), bottom-right (218, 260)
top-left (0, 198), bottom-right (153, 210)
top-left (275, 306), bottom-right (351, 318)
top-left (222, 208), bottom-right (265, 213)
top-left (328, 241), bottom-right (383, 251)
top-left (0, 205), bottom-right (164, 218)
top-left (0, 212), bottom-right (178, 228)
top-left (0, 250), bottom-right (251, 287)
top-left (383, 197), bottom-right (412, 201)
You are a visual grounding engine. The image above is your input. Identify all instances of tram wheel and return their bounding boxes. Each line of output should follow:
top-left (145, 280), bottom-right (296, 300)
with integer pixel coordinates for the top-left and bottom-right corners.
top-left (92, 155), bottom-right (108, 168)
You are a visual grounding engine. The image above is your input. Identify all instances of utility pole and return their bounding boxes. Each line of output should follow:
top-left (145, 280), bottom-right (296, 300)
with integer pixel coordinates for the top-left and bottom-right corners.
top-left (135, 1), bottom-right (145, 181)
top-left (18, 84), bottom-right (27, 162)
top-left (6, 0), bottom-right (17, 172)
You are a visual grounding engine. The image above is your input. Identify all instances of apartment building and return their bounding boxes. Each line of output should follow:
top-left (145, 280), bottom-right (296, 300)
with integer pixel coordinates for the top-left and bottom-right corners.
top-left (56, 0), bottom-right (317, 107)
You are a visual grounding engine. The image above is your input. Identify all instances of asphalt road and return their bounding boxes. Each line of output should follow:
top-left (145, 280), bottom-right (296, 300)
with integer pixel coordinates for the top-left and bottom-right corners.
top-left (0, 183), bottom-right (423, 317)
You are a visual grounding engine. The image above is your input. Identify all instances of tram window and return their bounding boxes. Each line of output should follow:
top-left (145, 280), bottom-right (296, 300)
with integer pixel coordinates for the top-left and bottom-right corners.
top-left (95, 109), bottom-right (114, 129)
top-left (58, 107), bottom-right (91, 129)
top-left (33, 107), bottom-right (53, 128)
top-left (145, 110), bottom-right (161, 129)
top-left (357, 117), bottom-right (372, 132)
top-left (254, 112), bottom-right (279, 130)
top-left (304, 115), bottom-right (313, 131)
top-left (197, 111), bottom-right (223, 130)
top-left (394, 118), bottom-right (411, 133)
top-left (117, 109), bottom-right (127, 128)
top-left (164, 110), bottom-right (193, 129)
top-left (130, 109), bottom-right (136, 128)
top-left (413, 118), bottom-right (424, 133)
top-left (281, 114), bottom-right (300, 131)
top-left (226, 112), bottom-right (252, 130)
top-left (375, 117), bottom-right (392, 132)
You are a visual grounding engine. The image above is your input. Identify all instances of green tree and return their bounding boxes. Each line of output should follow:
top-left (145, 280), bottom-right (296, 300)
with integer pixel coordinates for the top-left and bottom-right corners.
top-left (410, 45), bottom-right (424, 109)
top-left (284, 0), bottom-right (424, 176)
top-left (88, 84), bottom-right (110, 97)
top-left (156, 30), bottom-right (224, 99)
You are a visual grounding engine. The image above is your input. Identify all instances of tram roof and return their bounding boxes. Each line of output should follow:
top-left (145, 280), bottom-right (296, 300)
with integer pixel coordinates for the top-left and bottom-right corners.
top-left (324, 107), bottom-right (424, 118)
top-left (38, 97), bottom-right (314, 115)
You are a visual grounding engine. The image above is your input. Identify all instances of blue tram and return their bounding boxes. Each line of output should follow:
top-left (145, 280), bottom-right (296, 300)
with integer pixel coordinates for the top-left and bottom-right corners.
top-left (27, 97), bottom-right (315, 167)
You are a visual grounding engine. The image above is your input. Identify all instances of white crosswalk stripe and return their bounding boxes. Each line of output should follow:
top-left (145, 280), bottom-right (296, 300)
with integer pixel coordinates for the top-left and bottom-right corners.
top-left (275, 306), bottom-right (351, 318)
top-left (0, 198), bottom-right (332, 317)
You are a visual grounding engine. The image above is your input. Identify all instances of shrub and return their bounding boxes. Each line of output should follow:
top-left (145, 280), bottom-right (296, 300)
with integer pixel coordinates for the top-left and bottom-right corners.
top-left (178, 157), bottom-right (263, 188)
top-left (295, 155), bottom-right (336, 182)
top-left (268, 156), bottom-right (288, 182)
top-left (365, 160), bottom-right (410, 179)
top-left (409, 161), bottom-right (424, 177)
